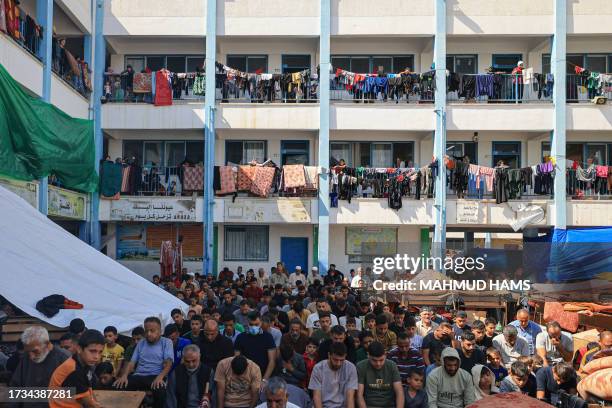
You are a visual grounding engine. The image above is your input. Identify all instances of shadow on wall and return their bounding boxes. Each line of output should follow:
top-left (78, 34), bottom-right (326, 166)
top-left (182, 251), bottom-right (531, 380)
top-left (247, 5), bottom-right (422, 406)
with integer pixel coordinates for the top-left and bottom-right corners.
top-left (447, 0), bottom-right (484, 34)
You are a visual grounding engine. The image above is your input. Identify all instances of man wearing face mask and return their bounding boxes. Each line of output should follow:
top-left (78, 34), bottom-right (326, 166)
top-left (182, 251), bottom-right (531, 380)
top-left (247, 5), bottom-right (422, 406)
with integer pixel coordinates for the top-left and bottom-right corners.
top-left (9, 326), bottom-right (69, 408)
top-left (199, 319), bottom-right (234, 371)
top-left (280, 319), bottom-right (309, 354)
top-left (235, 311), bottom-right (277, 381)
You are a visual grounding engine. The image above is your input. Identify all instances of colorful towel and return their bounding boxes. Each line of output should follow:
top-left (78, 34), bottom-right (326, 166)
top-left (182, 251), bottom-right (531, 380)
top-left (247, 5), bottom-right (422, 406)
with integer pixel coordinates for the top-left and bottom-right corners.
top-left (133, 72), bottom-right (152, 93)
top-left (237, 165), bottom-right (256, 191)
top-left (250, 167), bottom-right (276, 197)
top-left (183, 166), bottom-right (204, 191)
top-left (217, 166), bottom-right (236, 194)
top-left (283, 165), bottom-right (306, 189)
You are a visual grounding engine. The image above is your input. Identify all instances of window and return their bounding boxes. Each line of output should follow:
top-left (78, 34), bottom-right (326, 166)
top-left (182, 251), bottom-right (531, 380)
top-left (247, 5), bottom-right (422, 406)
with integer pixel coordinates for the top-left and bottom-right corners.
top-left (492, 142), bottom-right (521, 168)
top-left (542, 142), bottom-right (608, 165)
top-left (124, 141), bottom-right (203, 166)
top-left (224, 226), bottom-right (268, 261)
top-left (144, 142), bottom-right (163, 166)
top-left (227, 55), bottom-right (268, 73)
top-left (165, 142), bottom-right (185, 167)
top-left (446, 142), bottom-right (477, 164)
top-left (492, 54), bottom-right (522, 73)
top-left (185, 141), bottom-right (204, 164)
top-left (281, 141), bottom-right (309, 165)
top-left (282, 55), bottom-right (311, 73)
top-left (586, 144), bottom-right (607, 165)
top-left (125, 55), bottom-right (205, 73)
top-left (331, 143), bottom-right (352, 166)
top-left (331, 55), bottom-right (414, 74)
top-left (585, 55), bottom-right (607, 73)
top-left (371, 143), bottom-right (392, 167)
top-left (187, 57), bottom-right (205, 72)
top-left (225, 141), bottom-right (266, 165)
top-left (123, 140), bottom-right (143, 164)
top-left (446, 55), bottom-right (477, 74)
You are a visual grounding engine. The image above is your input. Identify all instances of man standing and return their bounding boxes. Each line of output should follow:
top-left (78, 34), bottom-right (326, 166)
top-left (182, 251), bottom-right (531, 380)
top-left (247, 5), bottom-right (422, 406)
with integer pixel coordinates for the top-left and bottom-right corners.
top-left (311, 312), bottom-right (333, 345)
top-left (233, 300), bottom-right (252, 328)
top-left (416, 307), bottom-right (438, 338)
top-left (535, 321), bottom-right (573, 367)
top-left (244, 278), bottom-right (264, 303)
top-left (114, 317), bottom-right (174, 408)
top-left (171, 309), bottom-right (192, 336)
top-left (356, 341), bottom-right (404, 408)
top-left (509, 309), bottom-right (542, 356)
top-left (471, 320), bottom-right (493, 352)
top-left (289, 266), bottom-right (307, 289)
top-left (307, 266), bottom-right (322, 286)
top-left (215, 355), bottom-right (261, 408)
top-left (183, 315), bottom-right (205, 348)
top-left (234, 311), bottom-right (277, 380)
top-left (387, 332), bottom-right (425, 385)
top-left (167, 344), bottom-right (212, 408)
top-left (306, 299), bottom-right (339, 335)
top-left (451, 311), bottom-right (471, 345)
top-left (10, 326), bottom-right (69, 408)
top-left (455, 331), bottom-right (486, 372)
top-left (317, 325), bottom-right (357, 363)
top-left (199, 319), bottom-right (234, 370)
top-left (270, 267), bottom-right (289, 288)
top-left (492, 325), bottom-right (530, 369)
top-left (218, 290), bottom-right (239, 316)
top-left (257, 268), bottom-right (270, 288)
top-left (309, 342), bottom-right (358, 408)
top-left (426, 347), bottom-right (476, 408)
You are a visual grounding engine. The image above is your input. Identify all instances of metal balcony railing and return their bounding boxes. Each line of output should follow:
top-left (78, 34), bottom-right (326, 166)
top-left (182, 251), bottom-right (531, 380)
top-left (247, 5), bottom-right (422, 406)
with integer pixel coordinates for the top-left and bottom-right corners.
top-left (447, 73), bottom-right (552, 103)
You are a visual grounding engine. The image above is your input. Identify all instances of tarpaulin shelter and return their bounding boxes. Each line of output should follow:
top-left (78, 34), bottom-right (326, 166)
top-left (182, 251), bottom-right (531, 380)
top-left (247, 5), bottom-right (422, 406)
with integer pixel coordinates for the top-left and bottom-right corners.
top-left (0, 186), bottom-right (186, 333)
top-left (0, 63), bottom-right (97, 192)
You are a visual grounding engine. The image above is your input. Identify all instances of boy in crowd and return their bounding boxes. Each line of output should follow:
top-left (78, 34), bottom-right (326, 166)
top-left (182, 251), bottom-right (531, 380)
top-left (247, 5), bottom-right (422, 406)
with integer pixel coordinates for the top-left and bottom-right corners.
top-left (49, 329), bottom-right (106, 408)
top-left (486, 347), bottom-right (508, 387)
top-left (101, 326), bottom-right (124, 377)
top-left (302, 337), bottom-right (319, 388)
top-left (499, 360), bottom-right (537, 397)
top-left (404, 368), bottom-right (428, 408)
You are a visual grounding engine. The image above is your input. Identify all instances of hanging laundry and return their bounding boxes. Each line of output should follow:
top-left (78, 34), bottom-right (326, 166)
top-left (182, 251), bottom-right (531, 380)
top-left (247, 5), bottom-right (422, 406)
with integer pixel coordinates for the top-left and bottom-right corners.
top-left (217, 166), bottom-right (237, 195)
top-left (133, 72), bottom-right (152, 93)
top-left (237, 165), bottom-right (257, 191)
top-left (250, 166), bottom-right (276, 197)
top-left (154, 69), bottom-right (173, 106)
top-left (183, 166), bottom-right (204, 191)
top-left (283, 165), bottom-right (306, 189)
top-left (304, 166), bottom-right (319, 190)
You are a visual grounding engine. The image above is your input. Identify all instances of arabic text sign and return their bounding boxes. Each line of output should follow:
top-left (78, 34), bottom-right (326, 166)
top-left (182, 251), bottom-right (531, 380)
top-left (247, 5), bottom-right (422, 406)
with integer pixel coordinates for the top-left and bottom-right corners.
top-left (0, 177), bottom-right (38, 209)
top-left (48, 186), bottom-right (87, 220)
top-left (110, 198), bottom-right (196, 222)
top-left (225, 199), bottom-right (311, 223)
top-left (456, 201), bottom-right (482, 224)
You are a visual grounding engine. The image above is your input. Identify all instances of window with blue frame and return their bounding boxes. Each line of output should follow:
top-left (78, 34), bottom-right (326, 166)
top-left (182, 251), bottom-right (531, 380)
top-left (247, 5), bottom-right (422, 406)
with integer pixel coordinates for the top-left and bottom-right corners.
top-left (281, 141), bottom-right (310, 165)
top-left (492, 54), bottom-right (522, 73)
top-left (492, 142), bottom-right (521, 168)
top-left (282, 55), bottom-right (311, 74)
top-left (226, 55), bottom-right (268, 73)
top-left (331, 55), bottom-right (414, 74)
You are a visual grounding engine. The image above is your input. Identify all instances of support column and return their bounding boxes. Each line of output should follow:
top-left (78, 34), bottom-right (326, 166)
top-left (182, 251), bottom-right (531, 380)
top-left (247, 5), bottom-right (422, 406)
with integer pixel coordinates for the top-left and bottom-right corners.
top-left (317, 0), bottom-right (331, 274)
top-left (89, 0), bottom-right (105, 249)
top-left (433, 0), bottom-right (447, 262)
top-left (203, 0), bottom-right (217, 275)
top-left (37, 0), bottom-right (53, 215)
top-left (552, 0), bottom-right (567, 230)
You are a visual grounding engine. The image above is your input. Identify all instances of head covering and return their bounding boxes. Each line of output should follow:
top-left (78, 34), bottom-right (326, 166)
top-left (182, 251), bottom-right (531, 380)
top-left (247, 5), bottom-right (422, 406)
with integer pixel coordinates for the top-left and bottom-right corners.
top-left (311, 266), bottom-right (318, 272)
top-left (471, 364), bottom-right (500, 400)
top-left (517, 60), bottom-right (525, 67)
top-left (295, 266), bottom-right (302, 271)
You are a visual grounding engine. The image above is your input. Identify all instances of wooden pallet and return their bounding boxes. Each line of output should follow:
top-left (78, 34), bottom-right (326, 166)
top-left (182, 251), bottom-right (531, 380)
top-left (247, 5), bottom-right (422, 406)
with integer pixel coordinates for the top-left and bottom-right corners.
top-left (0, 316), bottom-right (67, 343)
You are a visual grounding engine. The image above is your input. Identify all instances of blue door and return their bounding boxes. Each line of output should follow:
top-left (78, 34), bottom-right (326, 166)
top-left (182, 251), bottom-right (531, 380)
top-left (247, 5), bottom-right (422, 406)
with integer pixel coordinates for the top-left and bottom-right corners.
top-left (281, 237), bottom-right (308, 275)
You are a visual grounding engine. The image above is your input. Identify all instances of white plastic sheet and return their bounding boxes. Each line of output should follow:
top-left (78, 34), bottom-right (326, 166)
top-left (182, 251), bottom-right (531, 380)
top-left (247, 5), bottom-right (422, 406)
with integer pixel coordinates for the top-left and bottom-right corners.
top-left (0, 185), bottom-right (186, 333)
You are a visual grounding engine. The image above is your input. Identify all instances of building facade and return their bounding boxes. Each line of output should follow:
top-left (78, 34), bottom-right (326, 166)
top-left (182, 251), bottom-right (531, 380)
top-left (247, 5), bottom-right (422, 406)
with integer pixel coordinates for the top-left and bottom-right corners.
top-left (3, 0), bottom-right (612, 278)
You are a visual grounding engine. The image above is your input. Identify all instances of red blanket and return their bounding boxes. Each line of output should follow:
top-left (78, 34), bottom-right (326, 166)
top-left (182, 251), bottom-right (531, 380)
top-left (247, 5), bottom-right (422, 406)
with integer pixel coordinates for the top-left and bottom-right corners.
top-left (154, 70), bottom-right (172, 106)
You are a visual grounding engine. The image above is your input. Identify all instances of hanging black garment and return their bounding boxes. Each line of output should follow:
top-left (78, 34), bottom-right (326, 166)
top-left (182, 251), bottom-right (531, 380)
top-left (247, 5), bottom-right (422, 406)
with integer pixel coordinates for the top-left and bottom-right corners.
top-left (494, 168), bottom-right (510, 204)
top-left (388, 179), bottom-right (402, 210)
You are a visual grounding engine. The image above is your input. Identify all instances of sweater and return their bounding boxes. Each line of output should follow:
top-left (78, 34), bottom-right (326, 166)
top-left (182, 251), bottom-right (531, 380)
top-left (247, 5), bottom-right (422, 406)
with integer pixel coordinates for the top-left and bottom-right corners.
top-left (426, 348), bottom-right (476, 408)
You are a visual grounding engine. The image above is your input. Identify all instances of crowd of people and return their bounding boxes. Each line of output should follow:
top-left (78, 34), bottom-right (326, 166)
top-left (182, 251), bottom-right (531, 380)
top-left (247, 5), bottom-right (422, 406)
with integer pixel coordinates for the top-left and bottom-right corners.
top-left (3, 263), bottom-right (611, 408)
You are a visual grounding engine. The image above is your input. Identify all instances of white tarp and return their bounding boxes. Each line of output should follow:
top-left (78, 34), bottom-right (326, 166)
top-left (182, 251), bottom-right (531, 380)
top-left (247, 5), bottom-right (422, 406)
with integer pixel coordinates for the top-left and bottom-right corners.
top-left (0, 185), bottom-right (186, 333)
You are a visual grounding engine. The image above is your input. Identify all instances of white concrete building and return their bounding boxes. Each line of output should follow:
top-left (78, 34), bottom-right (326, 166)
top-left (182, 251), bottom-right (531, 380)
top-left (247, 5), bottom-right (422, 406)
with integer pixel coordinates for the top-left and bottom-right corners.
top-left (4, 0), bottom-right (612, 278)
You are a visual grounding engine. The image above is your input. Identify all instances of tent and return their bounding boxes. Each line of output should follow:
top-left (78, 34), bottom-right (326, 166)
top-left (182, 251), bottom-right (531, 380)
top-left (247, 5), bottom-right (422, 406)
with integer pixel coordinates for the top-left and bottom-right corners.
top-left (0, 185), bottom-right (186, 333)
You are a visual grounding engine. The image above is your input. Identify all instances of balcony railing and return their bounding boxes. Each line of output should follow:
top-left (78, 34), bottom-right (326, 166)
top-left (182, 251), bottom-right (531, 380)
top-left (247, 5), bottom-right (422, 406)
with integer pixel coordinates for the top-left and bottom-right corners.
top-left (330, 73), bottom-right (435, 103)
top-left (103, 72), bottom-right (319, 104)
top-left (114, 165), bottom-right (318, 197)
top-left (566, 74), bottom-right (612, 103)
top-left (447, 73), bottom-right (552, 104)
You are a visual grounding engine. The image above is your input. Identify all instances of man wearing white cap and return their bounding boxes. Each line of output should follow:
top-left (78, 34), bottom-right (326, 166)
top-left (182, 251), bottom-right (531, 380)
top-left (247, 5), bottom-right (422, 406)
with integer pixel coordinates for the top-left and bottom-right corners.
top-left (511, 60), bottom-right (525, 101)
top-left (289, 266), bottom-right (307, 289)
top-left (307, 267), bottom-right (322, 287)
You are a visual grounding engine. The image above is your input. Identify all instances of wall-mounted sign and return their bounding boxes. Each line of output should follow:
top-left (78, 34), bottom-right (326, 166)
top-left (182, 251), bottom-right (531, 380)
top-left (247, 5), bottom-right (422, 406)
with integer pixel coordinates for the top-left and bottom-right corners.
top-left (0, 177), bottom-right (38, 209)
top-left (48, 186), bottom-right (87, 220)
top-left (225, 199), bottom-right (311, 223)
top-left (110, 198), bottom-right (196, 222)
top-left (346, 227), bottom-right (398, 255)
top-left (456, 201), bottom-right (482, 224)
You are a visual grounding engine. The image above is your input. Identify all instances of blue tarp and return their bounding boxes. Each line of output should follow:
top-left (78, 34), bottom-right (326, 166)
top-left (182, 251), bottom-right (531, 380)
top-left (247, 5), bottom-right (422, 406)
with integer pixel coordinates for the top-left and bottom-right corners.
top-left (547, 227), bottom-right (612, 282)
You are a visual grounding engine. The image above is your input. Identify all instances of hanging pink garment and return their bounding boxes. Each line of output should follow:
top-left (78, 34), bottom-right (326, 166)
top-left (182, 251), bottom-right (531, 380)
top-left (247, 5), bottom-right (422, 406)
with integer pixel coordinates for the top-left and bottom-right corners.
top-left (159, 240), bottom-right (174, 278)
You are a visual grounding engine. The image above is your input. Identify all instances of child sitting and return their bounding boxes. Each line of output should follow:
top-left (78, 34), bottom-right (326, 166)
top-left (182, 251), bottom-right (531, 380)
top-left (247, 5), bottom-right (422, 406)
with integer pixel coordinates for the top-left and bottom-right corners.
top-left (404, 367), bottom-right (428, 408)
top-left (486, 347), bottom-right (508, 387)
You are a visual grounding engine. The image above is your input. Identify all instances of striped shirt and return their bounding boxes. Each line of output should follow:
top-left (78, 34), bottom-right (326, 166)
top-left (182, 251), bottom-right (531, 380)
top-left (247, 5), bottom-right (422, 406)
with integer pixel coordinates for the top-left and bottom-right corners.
top-left (387, 347), bottom-right (425, 384)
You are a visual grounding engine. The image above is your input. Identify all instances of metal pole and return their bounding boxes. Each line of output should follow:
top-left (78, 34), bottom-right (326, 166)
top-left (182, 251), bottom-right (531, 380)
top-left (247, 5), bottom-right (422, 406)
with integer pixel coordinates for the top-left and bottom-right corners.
top-left (433, 0), bottom-right (447, 265)
top-left (317, 0), bottom-right (331, 275)
top-left (203, 0), bottom-right (217, 275)
top-left (552, 0), bottom-right (567, 230)
top-left (36, 0), bottom-right (53, 215)
top-left (90, 0), bottom-right (105, 249)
